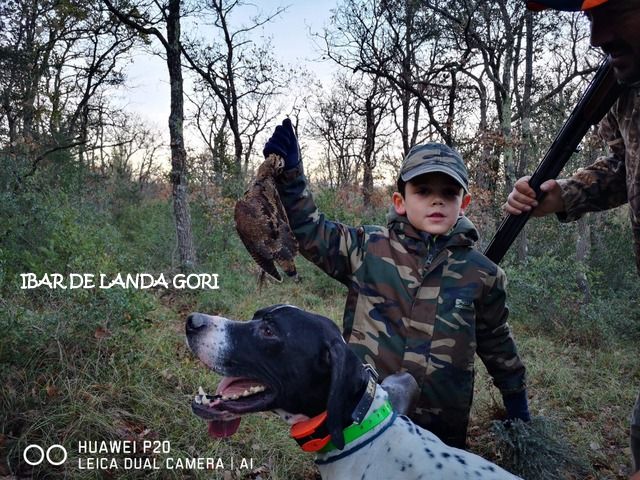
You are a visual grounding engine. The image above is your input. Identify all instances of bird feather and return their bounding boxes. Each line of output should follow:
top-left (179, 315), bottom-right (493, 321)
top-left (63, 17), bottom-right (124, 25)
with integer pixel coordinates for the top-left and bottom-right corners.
top-left (234, 154), bottom-right (299, 282)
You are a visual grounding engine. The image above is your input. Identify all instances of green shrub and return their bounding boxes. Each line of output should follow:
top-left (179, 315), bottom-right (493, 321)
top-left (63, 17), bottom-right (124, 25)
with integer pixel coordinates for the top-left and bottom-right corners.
top-left (505, 255), bottom-right (582, 332)
top-left (490, 417), bottom-right (592, 479)
top-left (314, 185), bottom-right (387, 227)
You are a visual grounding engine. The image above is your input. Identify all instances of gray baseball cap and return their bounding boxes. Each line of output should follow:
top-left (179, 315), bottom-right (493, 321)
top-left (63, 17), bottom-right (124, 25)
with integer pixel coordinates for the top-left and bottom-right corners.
top-left (398, 143), bottom-right (469, 193)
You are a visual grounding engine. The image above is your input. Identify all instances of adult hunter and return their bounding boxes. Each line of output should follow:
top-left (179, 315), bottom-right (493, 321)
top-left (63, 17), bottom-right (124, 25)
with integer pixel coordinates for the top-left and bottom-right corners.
top-left (507, 0), bottom-right (640, 475)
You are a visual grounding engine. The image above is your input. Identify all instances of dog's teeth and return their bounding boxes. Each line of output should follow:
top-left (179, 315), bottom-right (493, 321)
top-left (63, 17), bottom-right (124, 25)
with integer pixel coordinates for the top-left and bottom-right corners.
top-left (217, 386), bottom-right (266, 401)
top-left (243, 386), bottom-right (265, 396)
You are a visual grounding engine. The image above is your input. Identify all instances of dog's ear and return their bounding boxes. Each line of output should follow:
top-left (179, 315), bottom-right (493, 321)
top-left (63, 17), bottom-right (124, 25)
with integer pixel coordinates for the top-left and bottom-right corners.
top-left (325, 338), bottom-right (361, 450)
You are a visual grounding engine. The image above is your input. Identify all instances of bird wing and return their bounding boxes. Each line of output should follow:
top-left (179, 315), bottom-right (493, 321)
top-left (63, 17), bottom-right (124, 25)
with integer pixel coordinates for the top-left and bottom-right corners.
top-left (234, 197), bottom-right (283, 282)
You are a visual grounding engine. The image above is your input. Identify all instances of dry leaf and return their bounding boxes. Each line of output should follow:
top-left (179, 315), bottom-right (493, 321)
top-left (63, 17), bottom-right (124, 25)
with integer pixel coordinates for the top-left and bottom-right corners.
top-left (94, 327), bottom-right (112, 339)
top-left (45, 384), bottom-right (59, 398)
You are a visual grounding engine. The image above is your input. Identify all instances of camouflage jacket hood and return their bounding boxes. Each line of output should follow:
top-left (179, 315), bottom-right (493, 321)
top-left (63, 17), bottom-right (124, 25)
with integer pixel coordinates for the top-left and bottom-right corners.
top-left (385, 206), bottom-right (479, 249)
top-left (277, 165), bottom-right (526, 447)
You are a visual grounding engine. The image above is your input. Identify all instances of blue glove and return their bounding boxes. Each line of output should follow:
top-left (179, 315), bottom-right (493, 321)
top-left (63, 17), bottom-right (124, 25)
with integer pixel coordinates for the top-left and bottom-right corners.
top-left (503, 389), bottom-right (531, 422)
top-left (263, 118), bottom-right (300, 169)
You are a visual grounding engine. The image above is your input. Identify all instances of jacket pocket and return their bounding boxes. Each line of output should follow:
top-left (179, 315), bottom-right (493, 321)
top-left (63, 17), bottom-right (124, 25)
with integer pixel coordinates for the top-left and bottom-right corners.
top-left (429, 294), bottom-right (476, 371)
top-left (407, 285), bottom-right (440, 337)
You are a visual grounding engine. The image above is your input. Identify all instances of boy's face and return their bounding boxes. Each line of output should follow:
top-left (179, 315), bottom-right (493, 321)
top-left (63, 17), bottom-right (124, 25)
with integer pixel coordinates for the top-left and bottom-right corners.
top-left (393, 172), bottom-right (471, 235)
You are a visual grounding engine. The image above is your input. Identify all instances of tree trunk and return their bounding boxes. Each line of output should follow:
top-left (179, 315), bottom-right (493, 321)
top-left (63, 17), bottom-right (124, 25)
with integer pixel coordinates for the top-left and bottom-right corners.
top-left (362, 97), bottom-right (375, 208)
top-left (516, 9), bottom-right (534, 263)
top-left (471, 81), bottom-right (496, 246)
top-left (167, 0), bottom-right (196, 269)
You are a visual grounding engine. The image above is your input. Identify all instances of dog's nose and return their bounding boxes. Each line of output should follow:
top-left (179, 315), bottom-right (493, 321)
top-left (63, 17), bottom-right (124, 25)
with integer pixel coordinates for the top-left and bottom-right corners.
top-left (186, 313), bottom-right (208, 335)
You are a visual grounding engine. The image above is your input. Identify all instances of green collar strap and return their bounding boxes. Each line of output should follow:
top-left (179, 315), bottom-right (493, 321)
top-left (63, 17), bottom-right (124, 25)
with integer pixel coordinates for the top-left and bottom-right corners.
top-left (318, 400), bottom-right (394, 454)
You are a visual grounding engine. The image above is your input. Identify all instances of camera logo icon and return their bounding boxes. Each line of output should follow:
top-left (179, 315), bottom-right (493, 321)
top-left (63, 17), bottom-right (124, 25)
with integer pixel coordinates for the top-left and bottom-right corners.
top-left (23, 444), bottom-right (67, 466)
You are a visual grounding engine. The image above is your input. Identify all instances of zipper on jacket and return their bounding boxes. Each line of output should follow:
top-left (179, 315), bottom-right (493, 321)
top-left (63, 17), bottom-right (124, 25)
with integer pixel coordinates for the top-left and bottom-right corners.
top-left (424, 234), bottom-right (437, 267)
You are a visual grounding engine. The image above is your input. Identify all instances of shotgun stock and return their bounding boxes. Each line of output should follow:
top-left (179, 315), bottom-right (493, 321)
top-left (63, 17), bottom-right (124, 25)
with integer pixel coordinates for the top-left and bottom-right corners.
top-left (484, 59), bottom-right (624, 264)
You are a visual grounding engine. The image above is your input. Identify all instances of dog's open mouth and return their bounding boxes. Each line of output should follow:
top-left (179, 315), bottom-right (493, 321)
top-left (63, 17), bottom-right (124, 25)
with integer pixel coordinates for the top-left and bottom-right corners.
top-left (192, 377), bottom-right (275, 438)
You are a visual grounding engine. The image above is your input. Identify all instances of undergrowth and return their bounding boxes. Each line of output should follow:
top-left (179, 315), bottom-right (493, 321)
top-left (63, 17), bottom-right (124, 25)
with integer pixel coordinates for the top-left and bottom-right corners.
top-left (1, 184), bottom-right (638, 479)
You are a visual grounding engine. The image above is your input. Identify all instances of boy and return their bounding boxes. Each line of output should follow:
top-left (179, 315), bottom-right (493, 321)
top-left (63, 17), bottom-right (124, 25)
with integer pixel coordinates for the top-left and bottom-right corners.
top-left (264, 119), bottom-right (529, 448)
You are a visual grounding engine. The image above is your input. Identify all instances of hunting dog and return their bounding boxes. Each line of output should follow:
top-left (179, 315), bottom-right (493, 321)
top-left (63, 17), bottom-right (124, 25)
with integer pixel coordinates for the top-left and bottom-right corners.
top-left (185, 304), bottom-right (521, 480)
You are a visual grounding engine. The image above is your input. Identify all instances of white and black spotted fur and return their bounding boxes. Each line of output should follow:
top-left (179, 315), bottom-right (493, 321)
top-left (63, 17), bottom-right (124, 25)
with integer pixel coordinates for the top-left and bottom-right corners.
top-left (185, 304), bottom-right (522, 480)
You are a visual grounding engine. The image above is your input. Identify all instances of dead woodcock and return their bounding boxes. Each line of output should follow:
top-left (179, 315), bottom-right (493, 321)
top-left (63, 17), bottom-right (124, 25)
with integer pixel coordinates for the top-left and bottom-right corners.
top-left (234, 153), bottom-right (299, 282)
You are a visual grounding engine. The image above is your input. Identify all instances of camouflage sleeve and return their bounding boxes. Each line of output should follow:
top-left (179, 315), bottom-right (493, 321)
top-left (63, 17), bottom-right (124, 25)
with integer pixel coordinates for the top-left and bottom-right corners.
top-left (557, 108), bottom-right (628, 222)
top-left (276, 164), bottom-right (364, 284)
top-left (474, 265), bottom-right (526, 395)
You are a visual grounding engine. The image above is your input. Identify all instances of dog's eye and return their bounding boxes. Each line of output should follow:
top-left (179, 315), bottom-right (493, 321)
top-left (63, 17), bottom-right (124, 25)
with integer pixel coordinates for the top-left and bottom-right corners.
top-left (261, 324), bottom-right (276, 338)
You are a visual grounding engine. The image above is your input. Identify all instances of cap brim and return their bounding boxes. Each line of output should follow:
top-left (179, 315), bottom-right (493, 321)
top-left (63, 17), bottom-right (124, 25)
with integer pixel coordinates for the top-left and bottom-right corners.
top-left (401, 164), bottom-right (468, 193)
top-left (526, 0), bottom-right (608, 11)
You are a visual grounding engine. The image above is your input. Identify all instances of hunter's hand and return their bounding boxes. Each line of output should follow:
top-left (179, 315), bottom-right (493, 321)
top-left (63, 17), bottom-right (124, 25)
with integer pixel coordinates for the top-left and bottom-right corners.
top-left (504, 176), bottom-right (565, 217)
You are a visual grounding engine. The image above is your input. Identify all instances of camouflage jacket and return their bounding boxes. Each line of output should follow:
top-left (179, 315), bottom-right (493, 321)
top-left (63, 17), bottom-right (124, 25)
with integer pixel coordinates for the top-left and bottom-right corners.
top-left (558, 87), bottom-right (640, 273)
top-left (277, 165), bottom-right (526, 447)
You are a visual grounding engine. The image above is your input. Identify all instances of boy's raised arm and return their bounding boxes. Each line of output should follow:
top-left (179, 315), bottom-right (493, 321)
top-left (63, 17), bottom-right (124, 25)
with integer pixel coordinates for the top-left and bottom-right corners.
top-left (265, 119), bottom-right (366, 283)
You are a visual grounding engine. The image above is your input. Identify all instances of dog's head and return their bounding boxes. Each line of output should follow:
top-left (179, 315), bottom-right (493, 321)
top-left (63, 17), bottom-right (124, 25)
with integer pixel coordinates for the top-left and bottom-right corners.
top-left (185, 304), bottom-right (368, 449)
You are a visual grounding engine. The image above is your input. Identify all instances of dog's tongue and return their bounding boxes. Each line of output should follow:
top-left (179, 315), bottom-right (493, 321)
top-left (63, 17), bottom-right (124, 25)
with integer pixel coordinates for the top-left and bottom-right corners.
top-left (208, 417), bottom-right (241, 438)
top-left (206, 376), bottom-right (243, 438)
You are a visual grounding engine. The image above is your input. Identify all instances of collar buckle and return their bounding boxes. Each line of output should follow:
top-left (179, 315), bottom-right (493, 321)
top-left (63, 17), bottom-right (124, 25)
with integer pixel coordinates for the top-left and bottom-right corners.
top-left (363, 363), bottom-right (378, 381)
top-left (351, 364), bottom-right (378, 424)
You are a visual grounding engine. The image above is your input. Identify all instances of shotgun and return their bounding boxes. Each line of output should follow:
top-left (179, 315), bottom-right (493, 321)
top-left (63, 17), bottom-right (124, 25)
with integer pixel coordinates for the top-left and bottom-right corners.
top-left (484, 59), bottom-right (624, 264)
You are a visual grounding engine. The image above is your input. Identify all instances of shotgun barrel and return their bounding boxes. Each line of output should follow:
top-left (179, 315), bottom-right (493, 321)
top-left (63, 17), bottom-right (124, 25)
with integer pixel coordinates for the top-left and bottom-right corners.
top-left (483, 59), bottom-right (624, 264)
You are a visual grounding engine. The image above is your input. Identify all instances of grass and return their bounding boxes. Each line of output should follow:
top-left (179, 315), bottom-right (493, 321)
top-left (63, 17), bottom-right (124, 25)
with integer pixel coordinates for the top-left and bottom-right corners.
top-left (470, 330), bottom-right (638, 479)
top-left (1, 197), bottom-right (638, 479)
